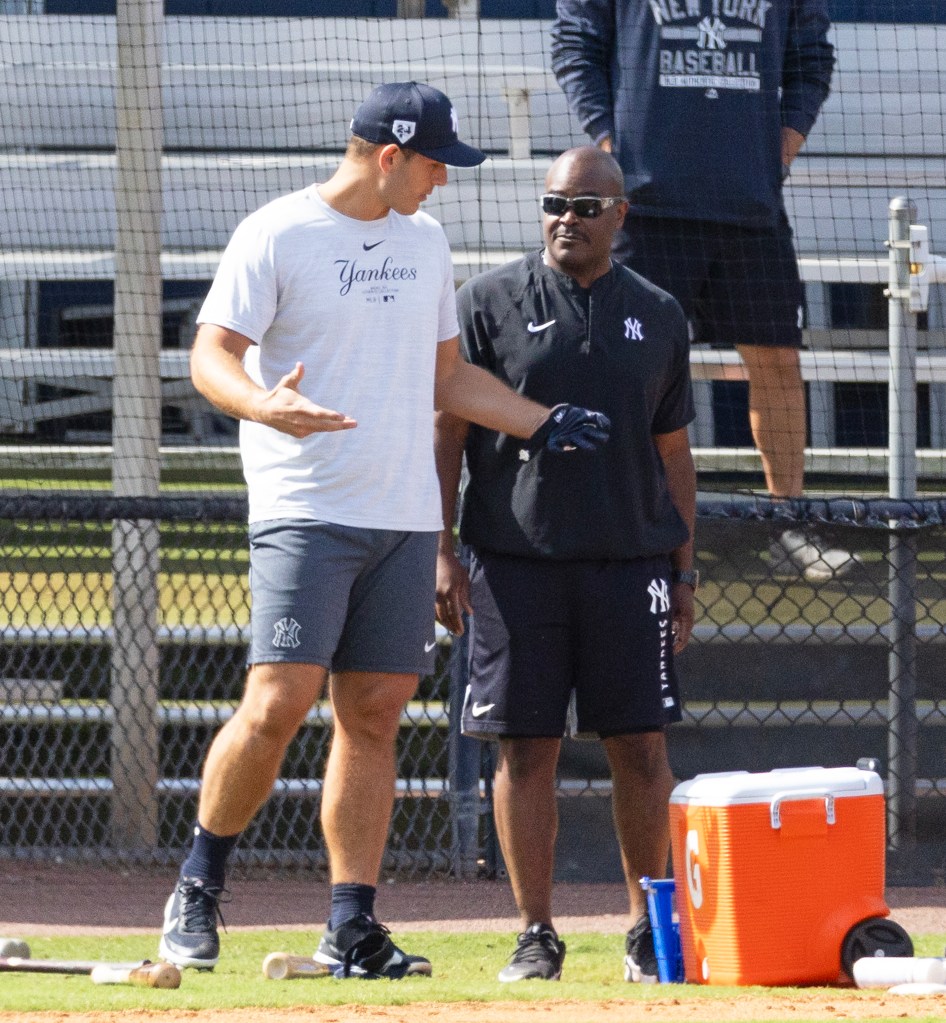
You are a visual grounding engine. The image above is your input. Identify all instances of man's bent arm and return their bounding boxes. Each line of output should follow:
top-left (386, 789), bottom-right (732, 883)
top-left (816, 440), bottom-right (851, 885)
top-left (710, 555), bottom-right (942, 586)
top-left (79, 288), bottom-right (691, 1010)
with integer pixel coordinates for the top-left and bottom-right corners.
top-left (434, 337), bottom-right (548, 439)
top-left (190, 323), bottom-right (357, 438)
top-left (190, 323), bottom-right (257, 420)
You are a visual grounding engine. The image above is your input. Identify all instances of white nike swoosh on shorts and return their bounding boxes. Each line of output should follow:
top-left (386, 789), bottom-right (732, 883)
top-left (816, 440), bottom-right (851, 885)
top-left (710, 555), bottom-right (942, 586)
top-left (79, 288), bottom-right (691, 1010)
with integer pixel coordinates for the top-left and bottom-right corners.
top-left (470, 702), bottom-right (495, 718)
top-left (527, 319), bottom-right (556, 333)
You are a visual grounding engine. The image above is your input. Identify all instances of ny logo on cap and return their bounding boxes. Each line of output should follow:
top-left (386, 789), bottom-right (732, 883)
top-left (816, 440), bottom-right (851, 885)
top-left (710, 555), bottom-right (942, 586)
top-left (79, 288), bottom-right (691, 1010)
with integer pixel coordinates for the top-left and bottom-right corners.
top-left (392, 120), bottom-right (416, 143)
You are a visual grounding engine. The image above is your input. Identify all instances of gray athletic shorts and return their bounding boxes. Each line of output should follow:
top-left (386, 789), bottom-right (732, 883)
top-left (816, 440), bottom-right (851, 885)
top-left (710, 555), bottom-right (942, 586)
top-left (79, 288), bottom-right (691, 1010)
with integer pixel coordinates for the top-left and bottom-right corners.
top-left (247, 520), bottom-right (438, 675)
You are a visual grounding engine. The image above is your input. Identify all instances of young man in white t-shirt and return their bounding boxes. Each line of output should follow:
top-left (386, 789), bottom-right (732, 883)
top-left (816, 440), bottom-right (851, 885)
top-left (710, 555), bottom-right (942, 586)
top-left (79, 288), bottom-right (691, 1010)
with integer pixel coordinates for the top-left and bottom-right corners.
top-left (158, 81), bottom-right (611, 978)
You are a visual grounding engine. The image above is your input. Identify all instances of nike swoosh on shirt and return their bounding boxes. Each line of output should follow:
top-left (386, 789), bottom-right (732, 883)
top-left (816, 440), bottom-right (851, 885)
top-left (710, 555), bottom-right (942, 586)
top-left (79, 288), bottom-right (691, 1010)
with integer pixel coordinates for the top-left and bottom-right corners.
top-left (470, 702), bottom-right (495, 718)
top-left (527, 319), bottom-right (556, 333)
top-left (363, 240), bottom-right (385, 251)
top-left (424, 641), bottom-right (437, 653)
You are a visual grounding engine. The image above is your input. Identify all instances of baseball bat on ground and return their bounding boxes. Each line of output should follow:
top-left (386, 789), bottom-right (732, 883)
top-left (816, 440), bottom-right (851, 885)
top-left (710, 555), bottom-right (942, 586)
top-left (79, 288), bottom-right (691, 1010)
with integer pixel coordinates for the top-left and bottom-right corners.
top-left (91, 962), bottom-right (182, 988)
top-left (0, 956), bottom-right (181, 988)
top-left (262, 952), bottom-right (332, 980)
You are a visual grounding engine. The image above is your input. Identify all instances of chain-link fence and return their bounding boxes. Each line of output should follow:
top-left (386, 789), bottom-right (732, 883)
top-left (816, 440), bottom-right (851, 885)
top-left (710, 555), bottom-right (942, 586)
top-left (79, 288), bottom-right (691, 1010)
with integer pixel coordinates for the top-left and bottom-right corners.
top-left (2, 494), bottom-right (944, 879)
top-left (1, 3), bottom-right (945, 883)
top-left (0, 495), bottom-right (463, 874)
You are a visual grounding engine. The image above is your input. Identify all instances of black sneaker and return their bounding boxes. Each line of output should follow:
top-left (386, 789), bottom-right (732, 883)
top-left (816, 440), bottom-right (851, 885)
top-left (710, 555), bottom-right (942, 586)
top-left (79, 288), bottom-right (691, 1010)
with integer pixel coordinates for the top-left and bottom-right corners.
top-left (314, 913), bottom-right (432, 979)
top-left (624, 915), bottom-right (658, 983)
top-left (498, 923), bottom-right (565, 982)
top-left (158, 876), bottom-right (227, 970)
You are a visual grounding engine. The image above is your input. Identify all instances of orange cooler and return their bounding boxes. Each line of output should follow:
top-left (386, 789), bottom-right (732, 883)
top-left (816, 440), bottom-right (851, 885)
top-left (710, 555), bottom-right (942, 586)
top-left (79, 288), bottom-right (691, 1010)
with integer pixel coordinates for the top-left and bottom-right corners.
top-left (669, 766), bottom-right (889, 986)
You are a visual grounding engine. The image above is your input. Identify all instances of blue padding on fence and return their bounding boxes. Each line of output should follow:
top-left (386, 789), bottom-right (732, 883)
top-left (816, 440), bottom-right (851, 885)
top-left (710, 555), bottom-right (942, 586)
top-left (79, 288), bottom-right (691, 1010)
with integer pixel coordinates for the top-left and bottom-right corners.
top-left (695, 496), bottom-right (946, 528)
top-left (44, 1), bottom-right (946, 20)
top-left (2, 494), bottom-right (945, 528)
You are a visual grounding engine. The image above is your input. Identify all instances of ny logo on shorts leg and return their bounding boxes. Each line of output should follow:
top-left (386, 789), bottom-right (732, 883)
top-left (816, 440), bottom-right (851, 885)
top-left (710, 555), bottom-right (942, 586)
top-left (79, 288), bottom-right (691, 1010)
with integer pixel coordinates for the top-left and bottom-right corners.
top-left (272, 616), bottom-right (302, 648)
top-left (647, 578), bottom-right (671, 615)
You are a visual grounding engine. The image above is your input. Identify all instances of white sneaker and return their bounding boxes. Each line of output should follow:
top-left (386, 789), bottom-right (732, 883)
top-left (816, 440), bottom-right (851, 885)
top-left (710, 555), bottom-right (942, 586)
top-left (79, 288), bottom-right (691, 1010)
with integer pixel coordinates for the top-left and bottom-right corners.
top-left (769, 530), bottom-right (859, 583)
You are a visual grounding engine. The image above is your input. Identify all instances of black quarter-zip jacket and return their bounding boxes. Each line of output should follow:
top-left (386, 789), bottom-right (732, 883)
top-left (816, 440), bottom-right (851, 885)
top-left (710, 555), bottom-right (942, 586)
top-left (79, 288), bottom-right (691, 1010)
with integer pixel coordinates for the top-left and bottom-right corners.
top-left (456, 250), bottom-right (694, 561)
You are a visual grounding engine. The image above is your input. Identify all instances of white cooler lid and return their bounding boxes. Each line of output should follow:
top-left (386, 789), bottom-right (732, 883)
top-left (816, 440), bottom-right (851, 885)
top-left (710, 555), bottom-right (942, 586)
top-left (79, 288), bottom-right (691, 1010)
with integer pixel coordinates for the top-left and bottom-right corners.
top-left (670, 766), bottom-right (884, 806)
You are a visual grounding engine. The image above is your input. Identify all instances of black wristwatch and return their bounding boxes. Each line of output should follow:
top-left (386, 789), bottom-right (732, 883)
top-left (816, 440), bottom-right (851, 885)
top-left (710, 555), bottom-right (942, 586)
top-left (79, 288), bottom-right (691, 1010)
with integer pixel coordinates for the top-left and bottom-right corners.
top-left (671, 569), bottom-right (700, 591)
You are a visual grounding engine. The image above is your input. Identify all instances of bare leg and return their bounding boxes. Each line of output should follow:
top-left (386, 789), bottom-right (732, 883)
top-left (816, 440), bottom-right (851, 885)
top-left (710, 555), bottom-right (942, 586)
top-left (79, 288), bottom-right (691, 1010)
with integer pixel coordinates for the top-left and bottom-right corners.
top-left (321, 670), bottom-right (419, 884)
top-left (736, 344), bottom-right (806, 499)
top-left (494, 737), bottom-right (561, 928)
top-left (197, 662), bottom-right (326, 835)
top-left (603, 731), bottom-right (675, 928)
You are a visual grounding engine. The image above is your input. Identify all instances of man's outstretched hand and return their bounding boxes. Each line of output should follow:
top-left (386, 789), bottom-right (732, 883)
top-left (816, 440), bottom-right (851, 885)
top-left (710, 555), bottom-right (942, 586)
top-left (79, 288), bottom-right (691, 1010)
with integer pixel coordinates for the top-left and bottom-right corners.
top-left (531, 403), bottom-right (611, 452)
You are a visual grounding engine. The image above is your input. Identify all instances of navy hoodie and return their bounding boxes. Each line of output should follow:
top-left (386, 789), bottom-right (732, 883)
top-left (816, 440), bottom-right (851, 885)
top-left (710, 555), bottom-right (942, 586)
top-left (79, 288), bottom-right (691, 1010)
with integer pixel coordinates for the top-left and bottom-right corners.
top-left (551, 0), bottom-right (834, 228)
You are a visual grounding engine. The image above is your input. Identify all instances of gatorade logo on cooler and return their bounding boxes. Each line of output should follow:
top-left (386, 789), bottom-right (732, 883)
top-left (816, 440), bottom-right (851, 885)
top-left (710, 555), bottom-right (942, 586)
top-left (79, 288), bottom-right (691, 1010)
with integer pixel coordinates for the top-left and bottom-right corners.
top-left (686, 829), bottom-right (704, 909)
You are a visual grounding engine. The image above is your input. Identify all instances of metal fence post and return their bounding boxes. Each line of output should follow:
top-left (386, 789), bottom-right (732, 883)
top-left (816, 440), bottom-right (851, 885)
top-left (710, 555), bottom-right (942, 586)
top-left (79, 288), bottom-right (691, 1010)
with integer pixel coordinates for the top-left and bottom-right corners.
top-left (447, 623), bottom-right (481, 878)
top-left (885, 196), bottom-right (919, 852)
top-left (110, 0), bottom-right (164, 855)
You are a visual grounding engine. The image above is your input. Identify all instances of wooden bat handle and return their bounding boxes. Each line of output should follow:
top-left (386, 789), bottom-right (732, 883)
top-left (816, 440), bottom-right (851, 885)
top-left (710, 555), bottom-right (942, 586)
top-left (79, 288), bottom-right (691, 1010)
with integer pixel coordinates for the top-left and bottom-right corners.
top-left (0, 957), bottom-right (142, 975)
top-left (91, 962), bottom-right (182, 988)
top-left (262, 952), bottom-right (331, 980)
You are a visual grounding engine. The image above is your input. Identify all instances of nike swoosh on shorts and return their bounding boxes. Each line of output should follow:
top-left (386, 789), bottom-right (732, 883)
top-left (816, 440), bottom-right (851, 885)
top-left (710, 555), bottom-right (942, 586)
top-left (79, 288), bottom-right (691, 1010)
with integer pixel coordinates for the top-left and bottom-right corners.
top-left (527, 319), bottom-right (555, 333)
top-left (471, 702), bottom-right (495, 718)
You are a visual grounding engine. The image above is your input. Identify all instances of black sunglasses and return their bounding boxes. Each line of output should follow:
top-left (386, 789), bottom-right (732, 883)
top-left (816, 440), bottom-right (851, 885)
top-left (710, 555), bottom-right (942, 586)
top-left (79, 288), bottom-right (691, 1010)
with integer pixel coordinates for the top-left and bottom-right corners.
top-left (540, 194), bottom-right (625, 218)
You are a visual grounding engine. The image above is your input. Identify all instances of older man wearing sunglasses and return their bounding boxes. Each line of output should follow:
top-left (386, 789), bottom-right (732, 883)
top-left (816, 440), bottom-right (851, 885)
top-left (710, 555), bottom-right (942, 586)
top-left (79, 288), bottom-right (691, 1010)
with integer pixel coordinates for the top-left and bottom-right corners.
top-left (434, 146), bottom-right (697, 983)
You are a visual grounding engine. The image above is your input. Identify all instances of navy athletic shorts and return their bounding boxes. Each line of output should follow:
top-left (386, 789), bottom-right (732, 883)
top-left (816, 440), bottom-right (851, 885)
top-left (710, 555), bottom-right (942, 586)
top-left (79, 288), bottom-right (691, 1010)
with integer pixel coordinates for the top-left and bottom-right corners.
top-left (461, 551), bottom-right (683, 740)
top-left (248, 519), bottom-right (438, 676)
top-left (612, 213), bottom-right (804, 348)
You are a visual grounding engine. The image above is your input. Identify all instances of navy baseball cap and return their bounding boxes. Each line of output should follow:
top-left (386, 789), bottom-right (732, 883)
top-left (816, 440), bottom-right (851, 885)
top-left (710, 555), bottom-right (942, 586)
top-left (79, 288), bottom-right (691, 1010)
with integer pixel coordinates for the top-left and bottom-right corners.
top-left (350, 81), bottom-right (486, 168)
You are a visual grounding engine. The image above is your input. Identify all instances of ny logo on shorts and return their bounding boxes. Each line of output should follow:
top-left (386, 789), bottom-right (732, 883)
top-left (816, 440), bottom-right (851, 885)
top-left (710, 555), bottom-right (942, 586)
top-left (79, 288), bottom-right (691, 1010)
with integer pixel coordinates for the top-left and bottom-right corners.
top-left (647, 578), bottom-right (671, 615)
top-left (272, 616), bottom-right (302, 649)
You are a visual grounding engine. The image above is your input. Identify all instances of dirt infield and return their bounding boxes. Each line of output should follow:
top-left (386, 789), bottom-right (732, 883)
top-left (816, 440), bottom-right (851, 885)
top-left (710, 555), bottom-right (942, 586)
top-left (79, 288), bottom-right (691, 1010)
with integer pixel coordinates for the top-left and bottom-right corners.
top-left (1, 862), bottom-right (944, 1022)
top-left (5, 996), bottom-right (946, 1023)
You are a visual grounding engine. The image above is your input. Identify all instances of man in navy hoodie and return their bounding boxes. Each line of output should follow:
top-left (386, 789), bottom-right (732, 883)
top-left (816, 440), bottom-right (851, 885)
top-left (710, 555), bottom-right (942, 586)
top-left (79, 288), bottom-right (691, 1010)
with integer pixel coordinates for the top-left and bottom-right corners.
top-left (552, 0), bottom-right (851, 580)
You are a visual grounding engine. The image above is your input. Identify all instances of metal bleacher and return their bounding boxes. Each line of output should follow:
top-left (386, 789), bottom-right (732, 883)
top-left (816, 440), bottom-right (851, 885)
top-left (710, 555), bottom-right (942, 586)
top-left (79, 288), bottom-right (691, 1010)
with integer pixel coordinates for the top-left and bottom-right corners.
top-left (0, 15), bottom-right (944, 469)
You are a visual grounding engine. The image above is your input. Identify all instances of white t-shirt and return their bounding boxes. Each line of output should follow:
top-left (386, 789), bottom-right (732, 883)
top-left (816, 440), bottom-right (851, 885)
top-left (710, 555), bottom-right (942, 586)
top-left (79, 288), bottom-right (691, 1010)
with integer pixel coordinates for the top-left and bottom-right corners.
top-left (197, 186), bottom-right (459, 530)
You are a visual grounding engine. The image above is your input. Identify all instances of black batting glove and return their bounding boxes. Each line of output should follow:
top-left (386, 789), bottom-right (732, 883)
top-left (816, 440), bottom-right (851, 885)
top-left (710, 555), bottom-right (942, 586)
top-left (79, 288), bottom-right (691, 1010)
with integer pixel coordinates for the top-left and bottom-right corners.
top-left (531, 403), bottom-right (611, 453)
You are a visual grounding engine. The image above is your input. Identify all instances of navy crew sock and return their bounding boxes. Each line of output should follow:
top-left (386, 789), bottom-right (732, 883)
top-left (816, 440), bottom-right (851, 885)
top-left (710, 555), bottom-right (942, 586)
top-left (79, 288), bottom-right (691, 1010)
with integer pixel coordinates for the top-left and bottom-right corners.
top-left (180, 823), bottom-right (239, 885)
top-left (330, 883), bottom-right (377, 930)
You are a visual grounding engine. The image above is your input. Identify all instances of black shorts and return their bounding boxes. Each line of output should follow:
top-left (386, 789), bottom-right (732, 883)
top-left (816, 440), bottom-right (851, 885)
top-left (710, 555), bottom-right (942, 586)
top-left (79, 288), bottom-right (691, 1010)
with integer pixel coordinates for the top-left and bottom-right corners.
top-left (612, 214), bottom-right (804, 349)
top-left (461, 551), bottom-right (683, 740)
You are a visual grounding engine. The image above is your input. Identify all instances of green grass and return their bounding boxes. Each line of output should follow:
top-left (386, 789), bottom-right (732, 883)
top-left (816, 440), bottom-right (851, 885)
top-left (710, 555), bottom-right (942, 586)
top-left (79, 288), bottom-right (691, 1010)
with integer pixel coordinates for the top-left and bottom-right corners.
top-left (0, 931), bottom-right (944, 1018)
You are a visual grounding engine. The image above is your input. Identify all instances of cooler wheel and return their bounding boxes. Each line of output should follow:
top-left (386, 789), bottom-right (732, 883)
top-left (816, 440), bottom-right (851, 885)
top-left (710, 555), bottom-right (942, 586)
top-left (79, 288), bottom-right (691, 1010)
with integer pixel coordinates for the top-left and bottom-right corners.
top-left (840, 917), bottom-right (914, 979)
